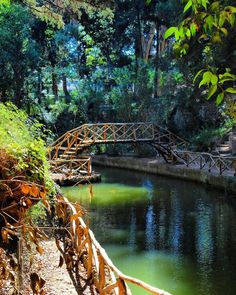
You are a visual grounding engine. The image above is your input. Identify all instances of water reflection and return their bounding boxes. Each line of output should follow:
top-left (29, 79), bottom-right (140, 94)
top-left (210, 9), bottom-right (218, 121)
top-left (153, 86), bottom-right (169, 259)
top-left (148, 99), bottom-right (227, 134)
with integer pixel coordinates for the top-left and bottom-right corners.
top-left (195, 199), bottom-right (214, 294)
top-left (169, 191), bottom-right (183, 254)
top-left (62, 166), bottom-right (236, 295)
top-left (142, 179), bottom-right (157, 251)
top-left (128, 207), bottom-right (137, 251)
top-left (145, 204), bottom-right (157, 251)
top-left (157, 198), bottom-right (167, 249)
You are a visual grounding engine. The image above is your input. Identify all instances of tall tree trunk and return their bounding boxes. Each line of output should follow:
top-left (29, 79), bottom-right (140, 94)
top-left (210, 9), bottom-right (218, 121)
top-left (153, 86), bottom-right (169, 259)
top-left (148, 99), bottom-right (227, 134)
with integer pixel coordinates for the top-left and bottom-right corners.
top-left (62, 73), bottom-right (71, 103)
top-left (13, 69), bottom-right (24, 108)
top-left (144, 26), bottom-right (155, 61)
top-left (37, 69), bottom-right (43, 105)
top-left (135, 4), bottom-right (144, 60)
top-left (52, 71), bottom-right (58, 101)
top-left (154, 23), bottom-right (160, 99)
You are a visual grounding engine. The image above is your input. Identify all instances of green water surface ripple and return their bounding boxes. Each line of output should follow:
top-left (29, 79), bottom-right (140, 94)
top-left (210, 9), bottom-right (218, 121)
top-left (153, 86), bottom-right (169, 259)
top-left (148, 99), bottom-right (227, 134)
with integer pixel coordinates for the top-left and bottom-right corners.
top-left (62, 166), bottom-right (236, 295)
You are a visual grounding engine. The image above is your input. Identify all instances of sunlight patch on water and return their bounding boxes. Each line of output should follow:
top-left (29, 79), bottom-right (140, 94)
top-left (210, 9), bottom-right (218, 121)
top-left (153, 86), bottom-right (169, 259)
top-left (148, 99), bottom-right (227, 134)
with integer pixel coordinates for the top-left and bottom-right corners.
top-left (105, 244), bottom-right (198, 295)
top-left (62, 183), bottom-right (149, 205)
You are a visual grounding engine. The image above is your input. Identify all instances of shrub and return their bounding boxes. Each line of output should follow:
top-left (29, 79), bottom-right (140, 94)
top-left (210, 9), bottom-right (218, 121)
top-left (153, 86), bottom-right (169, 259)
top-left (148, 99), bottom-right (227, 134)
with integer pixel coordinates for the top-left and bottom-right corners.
top-left (0, 102), bottom-right (53, 192)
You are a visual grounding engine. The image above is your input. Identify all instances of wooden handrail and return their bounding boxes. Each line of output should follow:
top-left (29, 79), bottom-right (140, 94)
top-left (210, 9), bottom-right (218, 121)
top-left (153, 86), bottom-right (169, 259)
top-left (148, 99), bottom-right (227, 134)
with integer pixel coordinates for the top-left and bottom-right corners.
top-left (48, 123), bottom-right (236, 176)
top-left (59, 195), bottom-right (172, 295)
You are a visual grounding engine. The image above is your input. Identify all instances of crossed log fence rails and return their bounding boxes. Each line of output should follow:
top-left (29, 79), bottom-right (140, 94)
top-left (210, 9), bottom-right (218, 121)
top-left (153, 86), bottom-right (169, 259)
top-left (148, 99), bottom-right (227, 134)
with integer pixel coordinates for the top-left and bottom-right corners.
top-left (171, 150), bottom-right (236, 176)
top-left (55, 194), bottom-right (172, 295)
top-left (48, 123), bottom-right (188, 177)
top-left (49, 122), bottom-right (236, 177)
top-left (50, 156), bottom-right (92, 177)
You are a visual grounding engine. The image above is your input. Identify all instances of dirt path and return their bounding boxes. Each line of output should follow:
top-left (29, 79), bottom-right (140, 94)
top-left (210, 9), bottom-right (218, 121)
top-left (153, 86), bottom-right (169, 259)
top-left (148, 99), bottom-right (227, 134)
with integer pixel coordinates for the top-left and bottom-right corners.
top-left (22, 240), bottom-right (97, 295)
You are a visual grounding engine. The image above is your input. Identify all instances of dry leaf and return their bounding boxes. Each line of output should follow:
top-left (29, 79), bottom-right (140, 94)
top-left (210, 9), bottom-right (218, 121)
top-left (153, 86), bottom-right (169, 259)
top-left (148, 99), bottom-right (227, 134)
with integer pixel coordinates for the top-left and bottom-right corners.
top-left (36, 245), bottom-right (44, 255)
top-left (20, 184), bottom-right (30, 195)
top-left (58, 255), bottom-right (64, 268)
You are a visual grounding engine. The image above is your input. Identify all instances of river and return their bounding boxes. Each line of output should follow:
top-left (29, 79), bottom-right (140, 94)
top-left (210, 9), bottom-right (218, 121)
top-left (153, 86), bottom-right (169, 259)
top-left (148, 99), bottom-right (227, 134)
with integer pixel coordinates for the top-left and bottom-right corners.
top-left (62, 166), bottom-right (236, 295)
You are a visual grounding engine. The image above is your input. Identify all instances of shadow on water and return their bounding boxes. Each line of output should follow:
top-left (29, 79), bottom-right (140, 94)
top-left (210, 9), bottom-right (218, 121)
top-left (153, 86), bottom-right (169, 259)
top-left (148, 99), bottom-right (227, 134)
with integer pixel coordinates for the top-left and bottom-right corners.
top-left (62, 166), bottom-right (236, 295)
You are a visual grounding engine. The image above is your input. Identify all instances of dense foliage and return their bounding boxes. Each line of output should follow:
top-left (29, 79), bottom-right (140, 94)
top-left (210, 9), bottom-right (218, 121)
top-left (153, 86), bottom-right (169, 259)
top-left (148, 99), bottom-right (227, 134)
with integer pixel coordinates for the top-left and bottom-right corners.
top-left (0, 0), bottom-right (235, 149)
top-left (0, 102), bottom-right (53, 191)
top-left (165, 0), bottom-right (236, 117)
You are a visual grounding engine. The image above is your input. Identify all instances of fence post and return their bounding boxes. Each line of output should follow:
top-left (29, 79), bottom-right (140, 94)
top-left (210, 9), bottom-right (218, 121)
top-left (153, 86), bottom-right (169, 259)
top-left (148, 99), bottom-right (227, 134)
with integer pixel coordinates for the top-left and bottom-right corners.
top-left (17, 229), bottom-right (23, 295)
top-left (208, 158), bottom-right (212, 172)
top-left (104, 124), bottom-right (107, 142)
top-left (219, 160), bottom-right (222, 175)
top-left (186, 153), bottom-right (189, 167)
top-left (200, 156), bottom-right (202, 169)
top-left (88, 159), bottom-right (92, 176)
top-left (69, 160), bottom-right (72, 177)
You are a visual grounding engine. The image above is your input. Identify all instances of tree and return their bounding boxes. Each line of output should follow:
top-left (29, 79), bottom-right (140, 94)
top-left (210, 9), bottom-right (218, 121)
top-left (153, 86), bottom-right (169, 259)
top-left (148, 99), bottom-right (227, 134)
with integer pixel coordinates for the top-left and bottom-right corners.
top-left (19, 0), bottom-right (114, 29)
top-left (164, 0), bottom-right (236, 111)
top-left (0, 4), bottom-right (41, 107)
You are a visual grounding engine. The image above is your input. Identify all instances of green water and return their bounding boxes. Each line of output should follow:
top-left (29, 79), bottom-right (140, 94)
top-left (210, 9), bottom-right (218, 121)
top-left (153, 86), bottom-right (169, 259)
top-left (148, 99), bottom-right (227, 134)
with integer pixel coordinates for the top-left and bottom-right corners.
top-left (62, 166), bottom-right (236, 295)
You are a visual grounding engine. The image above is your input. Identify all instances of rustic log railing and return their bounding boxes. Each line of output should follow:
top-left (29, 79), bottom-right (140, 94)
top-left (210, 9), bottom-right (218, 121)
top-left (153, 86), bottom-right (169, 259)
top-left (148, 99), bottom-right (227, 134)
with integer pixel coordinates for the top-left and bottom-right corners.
top-left (172, 150), bottom-right (236, 176)
top-left (56, 194), bottom-right (172, 295)
top-left (48, 123), bottom-right (188, 176)
top-left (48, 123), bottom-right (236, 177)
top-left (49, 156), bottom-right (92, 177)
top-left (49, 123), bottom-right (188, 160)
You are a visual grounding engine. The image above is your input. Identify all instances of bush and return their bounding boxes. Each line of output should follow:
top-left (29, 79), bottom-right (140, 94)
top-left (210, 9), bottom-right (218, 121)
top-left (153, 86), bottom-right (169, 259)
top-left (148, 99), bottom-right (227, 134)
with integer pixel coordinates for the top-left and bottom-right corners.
top-left (0, 102), bottom-right (53, 192)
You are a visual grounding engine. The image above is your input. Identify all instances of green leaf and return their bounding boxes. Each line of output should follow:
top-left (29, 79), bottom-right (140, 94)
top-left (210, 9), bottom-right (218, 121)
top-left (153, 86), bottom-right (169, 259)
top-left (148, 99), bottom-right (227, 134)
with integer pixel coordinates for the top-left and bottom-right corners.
top-left (175, 29), bottom-right (180, 41)
top-left (199, 79), bottom-right (208, 88)
top-left (227, 13), bottom-right (235, 27)
top-left (219, 72), bottom-right (236, 83)
top-left (212, 32), bottom-right (222, 43)
top-left (0, 0), bottom-right (10, 6)
top-left (186, 29), bottom-right (191, 39)
top-left (211, 74), bottom-right (218, 85)
top-left (205, 15), bottom-right (214, 29)
top-left (198, 34), bottom-right (208, 41)
top-left (145, 0), bottom-right (152, 5)
top-left (199, 71), bottom-right (212, 87)
top-left (216, 92), bottom-right (224, 105)
top-left (220, 28), bottom-right (228, 36)
top-left (201, 0), bottom-right (209, 10)
top-left (219, 78), bottom-right (235, 84)
top-left (225, 6), bottom-right (236, 13)
top-left (184, 0), bottom-right (192, 13)
top-left (190, 22), bottom-right (197, 36)
top-left (210, 1), bottom-right (220, 12)
top-left (193, 69), bottom-right (204, 83)
top-left (203, 71), bottom-right (212, 81)
top-left (207, 85), bottom-right (217, 99)
top-left (219, 11), bottom-right (226, 27)
top-left (225, 87), bottom-right (236, 94)
top-left (164, 27), bottom-right (177, 39)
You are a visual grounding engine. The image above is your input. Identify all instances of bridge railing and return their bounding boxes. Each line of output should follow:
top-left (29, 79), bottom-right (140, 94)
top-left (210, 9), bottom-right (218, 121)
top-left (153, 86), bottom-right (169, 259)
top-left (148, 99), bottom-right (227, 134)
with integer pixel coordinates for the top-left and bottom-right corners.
top-left (154, 125), bottom-right (188, 149)
top-left (49, 156), bottom-right (92, 177)
top-left (80, 123), bottom-right (156, 143)
top-left (173, 150), bottom-right (236, 176)
top-left (48, 123), bottom-right (188, 160)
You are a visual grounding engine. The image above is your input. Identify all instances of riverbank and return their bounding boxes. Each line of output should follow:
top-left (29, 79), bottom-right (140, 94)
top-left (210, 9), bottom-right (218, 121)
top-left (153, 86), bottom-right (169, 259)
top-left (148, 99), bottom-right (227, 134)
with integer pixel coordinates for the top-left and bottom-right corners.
top-left (51, 172), bottom-right (101, 186)
top-left (92, 155), bottom-right (236, 193)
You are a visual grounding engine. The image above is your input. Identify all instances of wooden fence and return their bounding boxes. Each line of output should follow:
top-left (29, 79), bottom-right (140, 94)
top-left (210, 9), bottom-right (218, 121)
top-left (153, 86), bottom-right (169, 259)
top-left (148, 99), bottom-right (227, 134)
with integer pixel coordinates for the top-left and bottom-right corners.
top-left (48, 123), bottom-right (236, 177)
top-left (55, 194), bottom-right (172, 295)
top-left (172, 150), bottom-right (236, 176)
top-left (48, 122), bottom-right (187, 164)
top-left (49, 157), bottom-right (92, 177)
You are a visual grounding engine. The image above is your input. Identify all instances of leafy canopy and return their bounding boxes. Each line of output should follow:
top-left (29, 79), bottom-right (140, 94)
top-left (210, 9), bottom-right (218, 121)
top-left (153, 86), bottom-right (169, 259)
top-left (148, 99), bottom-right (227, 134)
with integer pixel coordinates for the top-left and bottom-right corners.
top-left (18, 0), bottom-right (114, 29)
top-left (164, 0), bottom-right (236, 107)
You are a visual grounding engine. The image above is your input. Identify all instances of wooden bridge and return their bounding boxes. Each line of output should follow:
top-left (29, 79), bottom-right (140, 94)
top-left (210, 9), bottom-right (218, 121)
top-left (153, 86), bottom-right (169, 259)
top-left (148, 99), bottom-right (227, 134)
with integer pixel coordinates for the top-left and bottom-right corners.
top-left (49, 122), bottom-right (236, 177)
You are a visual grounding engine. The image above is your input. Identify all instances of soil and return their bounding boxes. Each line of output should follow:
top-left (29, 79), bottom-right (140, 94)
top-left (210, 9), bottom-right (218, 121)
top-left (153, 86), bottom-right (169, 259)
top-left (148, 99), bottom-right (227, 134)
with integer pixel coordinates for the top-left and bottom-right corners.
top-left (20, 240), bottom-right (98, 295)
top-left (22, 240), bottom-right (78, 295)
